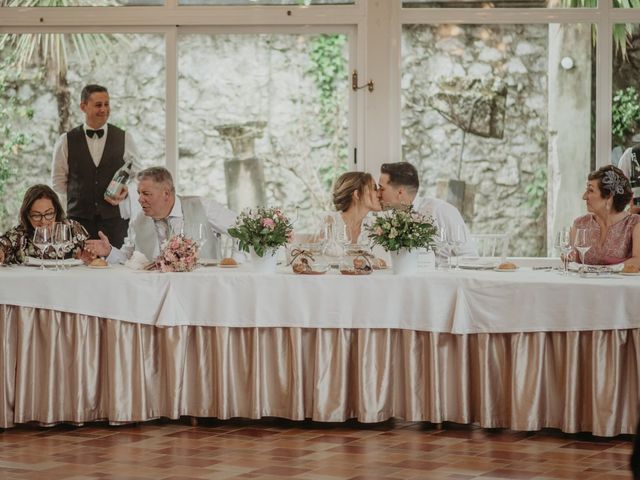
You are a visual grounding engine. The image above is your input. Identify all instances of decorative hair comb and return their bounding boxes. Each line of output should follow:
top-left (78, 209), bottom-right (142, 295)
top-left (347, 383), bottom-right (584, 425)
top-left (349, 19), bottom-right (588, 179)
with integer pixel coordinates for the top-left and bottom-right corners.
top-left (602, 170), bottom-right (625, 195)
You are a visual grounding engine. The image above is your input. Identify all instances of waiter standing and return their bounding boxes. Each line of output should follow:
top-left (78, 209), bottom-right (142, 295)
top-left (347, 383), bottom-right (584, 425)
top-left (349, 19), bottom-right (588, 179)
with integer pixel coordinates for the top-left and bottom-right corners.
top-left (52, 84), bottom-right (140, 248)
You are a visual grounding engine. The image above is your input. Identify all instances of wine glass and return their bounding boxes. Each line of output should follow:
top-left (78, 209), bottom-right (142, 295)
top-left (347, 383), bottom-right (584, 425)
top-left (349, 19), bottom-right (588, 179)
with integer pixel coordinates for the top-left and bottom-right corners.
top-left (449, 225), bottom-right (467, 270)
top-left (184, 223), bottom-right (208, 250)
top-left (53, 223), bottom-right (71, 270)
top-left (434, 227), bottom-right (449, 270)
top-left (574, 228), bottom-right (592, 270)
top-left (554, 227), bottom-right (572, 275)
top-left (32, 225), bottom-right (52, 270)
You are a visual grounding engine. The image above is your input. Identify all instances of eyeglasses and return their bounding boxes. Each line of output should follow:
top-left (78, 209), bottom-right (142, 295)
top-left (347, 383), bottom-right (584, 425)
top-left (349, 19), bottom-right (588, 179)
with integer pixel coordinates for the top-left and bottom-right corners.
top-left (29, 210), bottom-right (56, 222)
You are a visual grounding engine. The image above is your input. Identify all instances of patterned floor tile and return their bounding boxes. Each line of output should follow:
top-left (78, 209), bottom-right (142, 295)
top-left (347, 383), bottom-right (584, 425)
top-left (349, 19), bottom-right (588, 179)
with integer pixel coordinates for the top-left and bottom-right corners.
top-left (0, 420), bottom-right (635, 479)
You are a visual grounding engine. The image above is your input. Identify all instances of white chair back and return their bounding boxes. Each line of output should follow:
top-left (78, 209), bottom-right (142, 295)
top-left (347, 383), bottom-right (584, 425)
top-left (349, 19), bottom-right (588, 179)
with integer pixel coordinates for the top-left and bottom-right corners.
top-left (470, 233), bottom-right (510, 260)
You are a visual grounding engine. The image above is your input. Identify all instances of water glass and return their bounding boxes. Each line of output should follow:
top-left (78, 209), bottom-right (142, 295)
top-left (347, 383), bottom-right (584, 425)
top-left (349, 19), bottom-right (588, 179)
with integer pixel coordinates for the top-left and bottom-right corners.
top-left (554, 227), bottom-right (572, 275)
top-left (33, 225), bottom-right (52, 270)
top-left (53, 222), bottom-right (71, 270)
top-left (220, 234), bottom-right (237, 260)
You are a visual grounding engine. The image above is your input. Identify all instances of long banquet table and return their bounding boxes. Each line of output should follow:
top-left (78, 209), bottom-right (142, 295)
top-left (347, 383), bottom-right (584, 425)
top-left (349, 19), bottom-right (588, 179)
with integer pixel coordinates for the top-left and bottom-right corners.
top-left (0, 262), bottom-right (639, 436)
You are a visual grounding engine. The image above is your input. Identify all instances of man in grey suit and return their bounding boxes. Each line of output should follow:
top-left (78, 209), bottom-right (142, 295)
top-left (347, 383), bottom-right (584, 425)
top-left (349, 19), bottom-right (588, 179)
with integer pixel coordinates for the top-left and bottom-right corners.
top-left (85, 167), bottom-right (236, 264)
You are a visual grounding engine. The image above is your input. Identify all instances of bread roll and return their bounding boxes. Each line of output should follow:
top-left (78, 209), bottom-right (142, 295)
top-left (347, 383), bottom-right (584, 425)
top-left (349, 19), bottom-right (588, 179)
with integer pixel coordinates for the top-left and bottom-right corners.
top-left (497, 261), bottom-right (517, 270)
top-left (89, 258), bottom-right (108, 267)
top-left (622, 264), bottom-right (640, 273)
top-left (220, 257), bottom-right (237, 266)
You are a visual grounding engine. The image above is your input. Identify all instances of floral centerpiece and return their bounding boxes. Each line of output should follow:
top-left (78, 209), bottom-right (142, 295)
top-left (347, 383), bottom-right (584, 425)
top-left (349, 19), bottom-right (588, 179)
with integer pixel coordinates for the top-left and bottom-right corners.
top-left (228, 206), bottom-right (294, 257)
top-left (367, 207), bottom-right (437, 252)
top-left (154, 234), bottom-right (199, 272)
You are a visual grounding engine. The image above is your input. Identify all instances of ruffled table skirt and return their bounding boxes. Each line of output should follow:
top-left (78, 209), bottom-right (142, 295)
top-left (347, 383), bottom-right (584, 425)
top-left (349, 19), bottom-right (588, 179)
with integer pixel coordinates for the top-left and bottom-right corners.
top-left (1, 305), bottom-right (637, 437)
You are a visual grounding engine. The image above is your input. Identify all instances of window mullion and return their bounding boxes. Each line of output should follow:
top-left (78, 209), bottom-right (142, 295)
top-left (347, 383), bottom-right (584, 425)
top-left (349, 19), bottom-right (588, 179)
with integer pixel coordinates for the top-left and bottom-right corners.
top-left (596, 1), bottom-right (612, 168)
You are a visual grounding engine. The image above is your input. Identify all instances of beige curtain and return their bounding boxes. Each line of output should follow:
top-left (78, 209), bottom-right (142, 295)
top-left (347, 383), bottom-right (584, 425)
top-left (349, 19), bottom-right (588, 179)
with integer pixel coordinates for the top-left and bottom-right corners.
top-left (1, 305), bottom-right (637, 436)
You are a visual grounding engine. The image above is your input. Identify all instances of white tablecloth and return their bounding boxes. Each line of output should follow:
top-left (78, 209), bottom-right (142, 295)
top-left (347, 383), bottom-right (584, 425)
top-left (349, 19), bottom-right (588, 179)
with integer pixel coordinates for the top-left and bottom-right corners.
top-left (1, 263), bottom-right (639, 333)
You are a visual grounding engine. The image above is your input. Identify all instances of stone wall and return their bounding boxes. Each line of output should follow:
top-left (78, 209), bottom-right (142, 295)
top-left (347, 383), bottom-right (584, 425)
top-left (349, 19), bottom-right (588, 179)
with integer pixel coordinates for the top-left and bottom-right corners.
top-left (402, 24), bottom-right (548, 256)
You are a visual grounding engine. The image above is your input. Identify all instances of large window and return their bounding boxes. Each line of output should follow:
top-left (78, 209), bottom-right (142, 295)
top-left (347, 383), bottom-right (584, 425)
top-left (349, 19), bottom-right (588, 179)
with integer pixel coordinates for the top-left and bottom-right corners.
top-left (177, 32), bottom-right (349, 231)
top-left (401, 23), bottom-right (595, 256)
top-left (0, 32), bottom-right (165, 231)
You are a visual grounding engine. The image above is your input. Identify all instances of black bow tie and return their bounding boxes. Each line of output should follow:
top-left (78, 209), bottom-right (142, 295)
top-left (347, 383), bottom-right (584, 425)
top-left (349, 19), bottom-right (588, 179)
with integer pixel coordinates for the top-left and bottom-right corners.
top-left (86, 128), bottom-right (104, 139)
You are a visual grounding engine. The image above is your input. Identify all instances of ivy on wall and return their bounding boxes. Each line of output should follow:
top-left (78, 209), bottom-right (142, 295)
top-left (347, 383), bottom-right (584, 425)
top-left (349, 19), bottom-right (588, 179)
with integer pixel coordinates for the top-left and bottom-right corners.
top-left (0, 55), bottom-right (33, 231)
top-left (308, 34), bottom-right (348, 190)
top-left (524, 165), bottom-right (547, 222)
top-left (612, 86), bottom-right (640, 147)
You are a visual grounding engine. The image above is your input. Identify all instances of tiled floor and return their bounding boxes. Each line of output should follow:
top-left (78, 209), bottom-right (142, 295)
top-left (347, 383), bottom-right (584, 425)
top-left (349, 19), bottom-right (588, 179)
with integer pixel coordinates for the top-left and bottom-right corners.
top-left (0, 418), bottom-right (634, 479)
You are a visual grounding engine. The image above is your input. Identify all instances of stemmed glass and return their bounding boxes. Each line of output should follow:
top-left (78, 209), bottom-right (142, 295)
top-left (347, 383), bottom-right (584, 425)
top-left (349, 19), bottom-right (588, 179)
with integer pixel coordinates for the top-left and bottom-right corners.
top-left (53, 223), bottom-right (71, 270)
top-left (449, 225), bottom-right (466, 270)
top-left (554, 227), bottom-right (572, 275)
top-left (184, 223), bottom-right (208, 250)
top-left (32, 225), bottom-right (52, 270)
top-left (574, 228), bottom-right (592, 270)
top-left (434, 227), bottom-right (449, 270)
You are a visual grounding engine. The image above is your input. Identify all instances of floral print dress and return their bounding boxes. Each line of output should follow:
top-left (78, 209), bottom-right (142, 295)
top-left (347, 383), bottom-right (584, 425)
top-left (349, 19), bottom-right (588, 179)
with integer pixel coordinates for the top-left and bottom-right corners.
top-left (0, 220), bottom-right (89, 265)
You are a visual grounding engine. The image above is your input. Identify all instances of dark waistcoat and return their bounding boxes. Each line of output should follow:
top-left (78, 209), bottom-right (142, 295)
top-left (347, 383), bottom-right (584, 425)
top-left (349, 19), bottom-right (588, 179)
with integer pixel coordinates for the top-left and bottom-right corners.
top-left (66, 124), bottom-right (125, 220)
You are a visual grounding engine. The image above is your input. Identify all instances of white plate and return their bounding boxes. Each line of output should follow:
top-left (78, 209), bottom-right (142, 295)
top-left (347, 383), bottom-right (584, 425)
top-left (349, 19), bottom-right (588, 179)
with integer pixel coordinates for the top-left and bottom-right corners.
top-left (494, 267), bottom-right (519, 272)
top-left (25, 257), bottom-right (83, 267)
top-left (219, 264), bottom-right (239, 269)
top-left (458, 257), bottom-right (500, 269)
top-left (459, 264), bottom-right (495, 271)
top-left (619, 271), bottom-right (640, 276)
top-left (198, 258), bottom-right (219, 266)
top-left (88, 264), bottom-right (109, 269)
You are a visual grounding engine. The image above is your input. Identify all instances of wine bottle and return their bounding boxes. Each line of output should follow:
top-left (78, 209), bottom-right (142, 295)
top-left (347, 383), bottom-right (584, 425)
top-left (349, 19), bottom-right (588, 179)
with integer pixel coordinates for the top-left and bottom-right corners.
top-left (104, 161), bottom-right (133, 199)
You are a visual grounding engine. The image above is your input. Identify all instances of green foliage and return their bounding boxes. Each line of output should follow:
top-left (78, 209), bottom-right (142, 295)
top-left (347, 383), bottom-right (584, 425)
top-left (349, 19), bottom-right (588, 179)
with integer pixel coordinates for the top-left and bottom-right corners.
top-left (0, 55), bottom-right (34, 222)
top-left (367, 208), bottom-right (438, 252)
top-left (228, 207), bottom-right (294, 257)
top-left (560, 0), bottom-right (639, 59)
top-left (318, 161), bottom-right (348, 191)
top-left (308, 34), bottom-right (346, 136)
top-left (308, 34), bottom-right (348, 192)
top-left (524, 166), bottom-right (547, 217)
top-left (612, 87), bottom-right (640, 146)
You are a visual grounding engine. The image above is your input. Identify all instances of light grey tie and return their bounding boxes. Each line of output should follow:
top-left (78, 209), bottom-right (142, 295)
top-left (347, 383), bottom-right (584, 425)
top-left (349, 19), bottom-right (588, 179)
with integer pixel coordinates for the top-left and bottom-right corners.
top-left (156, 218), bottom-right (170, 245)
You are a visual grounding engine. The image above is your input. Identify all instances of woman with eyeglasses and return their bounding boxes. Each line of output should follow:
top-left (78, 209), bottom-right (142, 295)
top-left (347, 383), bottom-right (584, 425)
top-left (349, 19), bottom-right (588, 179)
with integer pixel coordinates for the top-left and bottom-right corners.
top-left (0, 184), bottom-right (88, 265)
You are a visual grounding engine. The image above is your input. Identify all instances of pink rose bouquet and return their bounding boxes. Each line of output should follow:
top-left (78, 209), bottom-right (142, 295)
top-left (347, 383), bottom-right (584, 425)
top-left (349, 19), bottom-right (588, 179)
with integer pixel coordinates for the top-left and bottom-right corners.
top-left (154, 234), bottom-right (199, 272)
top-left (228, 207), bottom-right (294, 257)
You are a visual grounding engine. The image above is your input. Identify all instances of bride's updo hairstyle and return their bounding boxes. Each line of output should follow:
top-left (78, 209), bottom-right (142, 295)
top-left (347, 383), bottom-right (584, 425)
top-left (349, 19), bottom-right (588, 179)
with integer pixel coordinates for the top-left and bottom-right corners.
top-left (588, 165), bottom-right (632, 213)
top-left (333, 172), bottom-right (375, 212)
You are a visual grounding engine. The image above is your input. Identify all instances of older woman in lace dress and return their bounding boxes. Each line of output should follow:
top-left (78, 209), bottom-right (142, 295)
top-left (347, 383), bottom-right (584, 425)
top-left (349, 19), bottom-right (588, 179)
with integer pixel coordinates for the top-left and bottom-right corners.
top-left (571, 165), bottom-right (640, 267)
